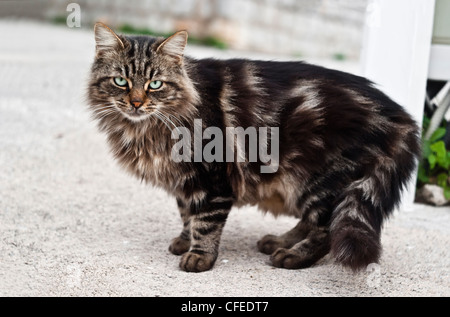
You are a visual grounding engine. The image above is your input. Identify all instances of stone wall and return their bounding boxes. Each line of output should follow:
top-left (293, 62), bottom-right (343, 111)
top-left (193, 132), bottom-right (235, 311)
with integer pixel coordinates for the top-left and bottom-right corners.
top-left (42, 0), bottom-right (368, 59)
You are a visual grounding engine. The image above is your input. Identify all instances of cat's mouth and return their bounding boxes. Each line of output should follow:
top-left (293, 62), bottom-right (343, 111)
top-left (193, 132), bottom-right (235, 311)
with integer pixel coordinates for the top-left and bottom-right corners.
top-left (123, 107), bottom-right (151, 122)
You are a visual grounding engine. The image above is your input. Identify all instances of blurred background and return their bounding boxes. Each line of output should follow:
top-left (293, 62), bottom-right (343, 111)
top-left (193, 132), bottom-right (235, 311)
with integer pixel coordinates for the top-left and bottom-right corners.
top-left (0, 0), bottom-right (368, 61)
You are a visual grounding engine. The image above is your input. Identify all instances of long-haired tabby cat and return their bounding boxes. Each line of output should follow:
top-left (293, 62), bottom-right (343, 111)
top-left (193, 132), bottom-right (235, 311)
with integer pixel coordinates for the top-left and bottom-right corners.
top-left (87, 23), bottom-right (420, 272)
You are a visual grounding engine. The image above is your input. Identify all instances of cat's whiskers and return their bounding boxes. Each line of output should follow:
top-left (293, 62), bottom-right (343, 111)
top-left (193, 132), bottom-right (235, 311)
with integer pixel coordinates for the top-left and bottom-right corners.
top-left (168, 113), bottom-right (187, 130)
top-left (152, 110), bottom-right (173, 131)
top-left (91, 104), bottom-right (113, 111)
top-left (92, 103), bottom-right (115, 110)
top-left (94, 106), bottom-right (115, 114)
top-left (153, 109), bottom-right (182, 135)
top-left (166, 114), bottom-right (185, 135)
top-left (94, 106), bottom-right (117, 120)
top-left (90, 104), bottom-right (116, 120)
top-left (96, 111), bottom-right (116, 120)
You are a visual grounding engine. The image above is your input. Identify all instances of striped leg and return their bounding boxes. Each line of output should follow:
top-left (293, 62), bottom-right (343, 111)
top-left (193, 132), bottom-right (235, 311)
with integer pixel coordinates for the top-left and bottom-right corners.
top-left (264, 191), bottom-right (333, 269)
top-left (179, 202), bottom-right (231, 272)
top-left (168, 198), bottom-right (191, 255)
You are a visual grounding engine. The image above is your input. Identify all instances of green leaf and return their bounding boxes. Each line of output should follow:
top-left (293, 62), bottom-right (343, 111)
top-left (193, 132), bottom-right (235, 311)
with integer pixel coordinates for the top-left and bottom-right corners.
top-left (444, 155), bottom-right (450, 170)
top-left (431, 141), bottom-right (446, 160)
top-left (430, 128), bottom-right (446, 143)
top-left (428, 154), bottom-right (437, 170)
top-left (444, 186), bottom-right (450, 200)
top-left (431, 141), bottom-right (449, 169)
top-left (422, 140), bottom-right (431, 159)
top-left (437, 173), bottom-right (448, 188)
top-left (417, 165), bottom-right (429, 183)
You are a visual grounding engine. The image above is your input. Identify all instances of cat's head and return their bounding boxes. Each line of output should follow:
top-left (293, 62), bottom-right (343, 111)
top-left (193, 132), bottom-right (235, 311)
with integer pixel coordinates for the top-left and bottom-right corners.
top-left (88, 23), bottom-right (199, 125)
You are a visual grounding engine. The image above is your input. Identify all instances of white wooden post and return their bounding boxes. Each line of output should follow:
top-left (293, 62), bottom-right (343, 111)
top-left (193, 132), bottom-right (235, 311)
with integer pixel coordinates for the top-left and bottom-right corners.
top-left (360, 0), bottom-right (436, 210)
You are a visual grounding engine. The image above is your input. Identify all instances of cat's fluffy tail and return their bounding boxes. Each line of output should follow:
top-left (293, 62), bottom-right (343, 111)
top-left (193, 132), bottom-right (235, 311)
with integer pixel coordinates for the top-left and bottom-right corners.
top-left (329, 187), bottom-right (386, 272)
top-left (329, 133), bottom-right (420, 272)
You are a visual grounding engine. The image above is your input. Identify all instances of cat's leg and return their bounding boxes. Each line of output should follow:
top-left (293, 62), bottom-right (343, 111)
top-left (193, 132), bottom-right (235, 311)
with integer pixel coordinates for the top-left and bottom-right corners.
top-left (168, 198), bottom-right (191, 255)
top-left (179, 199), bottom-right (232, 272)
top-left (270, 227), bottom-right (330, 269)
top-left (266, 192), bottom-right (333, 269)
top-left (257, 221), bottom-right (311, 255)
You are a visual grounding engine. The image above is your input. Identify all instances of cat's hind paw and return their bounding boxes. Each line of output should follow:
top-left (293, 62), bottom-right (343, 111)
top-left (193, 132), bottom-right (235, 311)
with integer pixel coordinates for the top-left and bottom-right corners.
top-left (257, 235), bottom-right (286, 255)
top-left (270, 248), bottom-right (314, 270)
top-left (169, 237), bottom-right (190, 255)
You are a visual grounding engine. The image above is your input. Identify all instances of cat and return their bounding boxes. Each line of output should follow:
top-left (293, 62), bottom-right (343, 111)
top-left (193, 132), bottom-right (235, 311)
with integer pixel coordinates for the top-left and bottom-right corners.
top-left (87, 22), bottom-right (421, 273)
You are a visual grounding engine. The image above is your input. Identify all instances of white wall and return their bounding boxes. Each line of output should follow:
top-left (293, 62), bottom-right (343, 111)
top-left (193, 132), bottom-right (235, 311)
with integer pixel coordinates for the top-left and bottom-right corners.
top-left (361, 0), bottom-right (436, 209)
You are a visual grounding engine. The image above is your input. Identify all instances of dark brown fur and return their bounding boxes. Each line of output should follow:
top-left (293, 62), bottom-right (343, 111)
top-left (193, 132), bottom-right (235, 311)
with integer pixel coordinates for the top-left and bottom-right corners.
top-left (87, 23), bottom-right (421, 272)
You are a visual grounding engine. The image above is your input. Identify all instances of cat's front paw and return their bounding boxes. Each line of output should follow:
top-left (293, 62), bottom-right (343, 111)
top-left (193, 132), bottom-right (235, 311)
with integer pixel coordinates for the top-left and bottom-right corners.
top-left (179, 251), bottom-right (217, 272)
top-left (169, 237), bottom-right (190, 255)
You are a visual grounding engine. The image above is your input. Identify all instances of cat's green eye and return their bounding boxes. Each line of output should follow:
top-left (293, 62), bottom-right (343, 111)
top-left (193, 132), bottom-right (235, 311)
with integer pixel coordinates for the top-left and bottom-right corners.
top-left (113, 77), bottom-right (128, 87)
top-left (149, 80), bottom-right (163, 90)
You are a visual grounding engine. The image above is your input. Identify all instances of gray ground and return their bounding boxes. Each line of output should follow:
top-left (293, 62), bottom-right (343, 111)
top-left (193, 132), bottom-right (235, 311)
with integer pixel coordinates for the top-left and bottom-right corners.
top-left (0, 20), bottom-right (449, 297)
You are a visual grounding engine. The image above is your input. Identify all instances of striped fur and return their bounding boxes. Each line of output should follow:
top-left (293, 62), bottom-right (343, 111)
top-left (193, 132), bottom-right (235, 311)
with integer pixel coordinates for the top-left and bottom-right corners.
top-left (87, 24), bottom-right (421, 272)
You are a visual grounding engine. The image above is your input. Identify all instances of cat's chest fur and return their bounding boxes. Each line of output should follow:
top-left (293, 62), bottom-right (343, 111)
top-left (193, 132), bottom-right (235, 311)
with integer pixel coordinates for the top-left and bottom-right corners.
top-left (107, 122), bottom-right (185, 192)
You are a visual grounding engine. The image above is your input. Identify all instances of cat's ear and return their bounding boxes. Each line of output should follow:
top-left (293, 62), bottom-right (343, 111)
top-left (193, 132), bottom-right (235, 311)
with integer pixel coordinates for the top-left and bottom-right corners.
top-left (94, 22), bottom-right (125, 57)
top-left (156, 31), bottom-right (188, 63)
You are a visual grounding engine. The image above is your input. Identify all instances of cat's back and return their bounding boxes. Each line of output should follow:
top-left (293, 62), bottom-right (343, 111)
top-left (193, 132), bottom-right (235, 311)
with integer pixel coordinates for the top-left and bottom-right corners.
top-left (189, 56), bottom-right (419, 168)
top-left (191, 57), bottom-right (397, 114)
top-left (193, 58), bottom-right (372, 89)
top-left (193, 57), bottom-right (418, 148)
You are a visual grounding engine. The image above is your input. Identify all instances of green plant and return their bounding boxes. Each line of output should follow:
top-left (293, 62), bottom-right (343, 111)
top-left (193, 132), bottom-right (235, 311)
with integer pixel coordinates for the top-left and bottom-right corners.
top-left (417, 116), bottom-right (450, 200)
top-left (50, 15), bottom-right (68, 25)
top-left (118, 24), bottom-right (172, 38)
top-left (332, 52), bottom-right (347, 61)
top-left (118, 24), bottom-right (228, 50)
top-left (195, 36), bottom-right (228, 50)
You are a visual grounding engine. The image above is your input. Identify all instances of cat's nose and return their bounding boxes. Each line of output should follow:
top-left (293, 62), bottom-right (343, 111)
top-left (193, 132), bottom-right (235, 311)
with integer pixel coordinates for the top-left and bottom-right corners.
top-left (131, 100), bottom-right (143, 109)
